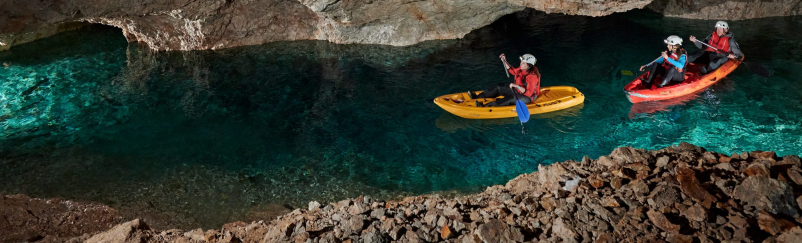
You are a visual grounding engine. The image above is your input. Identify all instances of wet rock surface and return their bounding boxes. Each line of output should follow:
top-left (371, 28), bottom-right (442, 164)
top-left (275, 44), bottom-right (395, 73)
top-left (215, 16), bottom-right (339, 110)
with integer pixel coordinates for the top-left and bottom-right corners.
top-left (6, 143), bottom-right (802, 242)
top-left (0, 194), bottom-right (123, 243)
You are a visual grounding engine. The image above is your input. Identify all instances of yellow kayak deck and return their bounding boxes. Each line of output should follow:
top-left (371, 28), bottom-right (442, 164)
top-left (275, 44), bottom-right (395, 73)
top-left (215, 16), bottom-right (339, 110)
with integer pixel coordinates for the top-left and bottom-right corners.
top-left (433, 86), bottom-right (585, 119)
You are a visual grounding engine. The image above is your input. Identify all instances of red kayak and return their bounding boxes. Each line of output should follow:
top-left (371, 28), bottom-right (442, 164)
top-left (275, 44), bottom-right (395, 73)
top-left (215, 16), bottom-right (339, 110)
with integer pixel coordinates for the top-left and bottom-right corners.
top-left (623, 56), bottom-right (743, 103)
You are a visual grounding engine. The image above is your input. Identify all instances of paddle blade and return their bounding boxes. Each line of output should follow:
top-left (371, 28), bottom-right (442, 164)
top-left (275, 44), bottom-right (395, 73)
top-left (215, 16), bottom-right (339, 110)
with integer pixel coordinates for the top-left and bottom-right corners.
top-left (515, 100), bottom-right (530, 123)
top-left (745, 62), bottom-right (771, 78)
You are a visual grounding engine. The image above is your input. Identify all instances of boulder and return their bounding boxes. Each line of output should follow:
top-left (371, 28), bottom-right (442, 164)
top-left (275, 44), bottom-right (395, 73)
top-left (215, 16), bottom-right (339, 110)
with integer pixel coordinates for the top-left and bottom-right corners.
top-left (676, 168), bottom-right (716, 208)
top-left (86, 219), bottom-right (152, 243)
top-left (647, 210), bottom-right (680, 233)
top-left (733, 177), bottom-right (799, 217)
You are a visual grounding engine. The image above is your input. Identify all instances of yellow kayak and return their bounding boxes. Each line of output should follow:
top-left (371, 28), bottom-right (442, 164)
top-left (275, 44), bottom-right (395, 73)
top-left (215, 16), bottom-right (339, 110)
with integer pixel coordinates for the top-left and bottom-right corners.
top-left (433, 86), bottom-right (585, 119)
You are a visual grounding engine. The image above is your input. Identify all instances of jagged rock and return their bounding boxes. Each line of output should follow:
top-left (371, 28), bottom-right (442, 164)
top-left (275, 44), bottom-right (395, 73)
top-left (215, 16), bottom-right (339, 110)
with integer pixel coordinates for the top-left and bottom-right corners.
top-left (553, 218), bottom-right (578, 243)
top-left (715, 163), bottom-right (736, 171)
top-left (676, 167), bottom-right (716, 208)
top-left (759, 212), bottom-right (783, 235)
top-left (596, 232), bottom-right (614, 243)
top-left (86, 219), bottom-right (152, 243)
top-left (777, 226), bottom-right (802, 243)
top-left (388, 226), bottom-right (404, 240)
top-left (348, 202), bottom-right (368, 215)
top-left (613, 168), bottom-right (638, 180)
top-left (780, 156), bottom-right (802, 167)
top-left (475, 219), bottom-right (510, 243)
top-left (610, 147), bottom-right (652, 165)
top-left (703, 152), bottom-right (718, 163)
top-left (611, 178), bottom-right (624, 189)
top-left (785, 167), bottom-right (802, 186)
top-left (441, 225), bottom-right (453, 240)
top-left (596, 156), bottom-right (616, 168)
top-left (656, 156), bottom-right (670, 168)
top-left (563, 176), bottom-right (582, 193)
top-left (647, 210), bottom-right (680, 233)
top-left (676, 142), bottom-right (699, 151)
top-left (734, 176), bottom-right (799, 217)
top-left (308, 201), bottom-right (321, 211)
top-left (744, 163), bottom-right (771, 177)
top-left (666, 233), bottom-right (693, 243)
top-left (370, 208), bottom-right (386, 219)
top-left (7, 144), bottom-right (802, 243)
top-left (538, 163), bottom-right (573, 196)
top-left (682, 204), bottom-right (707, 222)
top-left (752, 151), bottom-right (778, 161)
top-left (589, 176), bottom-right (605, 188)
top-left (629, 180), bottom-right (650, 196)
top-left (648, 185), bottom-right (680, 209)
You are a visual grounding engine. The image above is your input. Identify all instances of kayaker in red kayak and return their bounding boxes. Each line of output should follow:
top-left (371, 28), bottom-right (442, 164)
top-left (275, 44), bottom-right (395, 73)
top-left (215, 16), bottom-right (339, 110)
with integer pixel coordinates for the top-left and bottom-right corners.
top-left (638, 35), bottom-right (688, 89)
top-left (688, 21), bottom-right (744, 74)
top-left (470, 53), bottom-right (540, 107)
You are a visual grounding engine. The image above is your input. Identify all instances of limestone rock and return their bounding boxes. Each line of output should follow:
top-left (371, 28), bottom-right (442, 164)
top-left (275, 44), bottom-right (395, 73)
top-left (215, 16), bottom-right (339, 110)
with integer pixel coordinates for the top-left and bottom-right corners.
top-left (647, 210), bottom-right (680, 233)
top-left (475, 219), bottom-right (510, 243)
top-left (777, 226), bottom-right (802, 243)
top-left (649, 0), bottom-right (802, 20)
top-left (86, 219), bottom-right (152, 243)
top-left (733, 176), bottom-right (799, 217)
top-left (0, 0), bottom-right (659, 52)
top-left (676, 167), bottom-right (716, 208)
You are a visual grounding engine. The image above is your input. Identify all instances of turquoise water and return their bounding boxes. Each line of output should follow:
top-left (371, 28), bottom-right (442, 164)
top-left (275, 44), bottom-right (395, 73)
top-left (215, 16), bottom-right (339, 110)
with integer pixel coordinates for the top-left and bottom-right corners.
top-left (1, 10), bottom-right (801, 229)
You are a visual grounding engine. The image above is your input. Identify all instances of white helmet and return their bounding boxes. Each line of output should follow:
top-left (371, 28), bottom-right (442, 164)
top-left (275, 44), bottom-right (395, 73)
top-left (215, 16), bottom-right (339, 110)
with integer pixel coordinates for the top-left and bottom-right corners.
top-left (519, 54), bottom-right (536, 65)
top-left (664, 35), bottom-right (682, 45)
top-left (715, 21), bottom-right (729, 29)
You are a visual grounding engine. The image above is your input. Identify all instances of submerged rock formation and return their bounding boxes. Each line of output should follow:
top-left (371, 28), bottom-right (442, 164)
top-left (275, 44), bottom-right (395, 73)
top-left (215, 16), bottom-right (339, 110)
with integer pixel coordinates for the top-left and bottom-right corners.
top-left (0, 194), bottom-right (122, 242)
top-left (8, 143), bottom-right (802, 242)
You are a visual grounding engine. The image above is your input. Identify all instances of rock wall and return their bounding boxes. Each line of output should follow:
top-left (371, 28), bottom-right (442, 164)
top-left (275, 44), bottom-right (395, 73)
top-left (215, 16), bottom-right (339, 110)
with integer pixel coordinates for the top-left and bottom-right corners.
top-left (2, 0), bottom-right (800, 52)
top-left (648, 0), bottom-right (802, 20)
top-left (8, 143), bottom-right (802, 242)
top-left (0, 0), bottom-right (654, 52)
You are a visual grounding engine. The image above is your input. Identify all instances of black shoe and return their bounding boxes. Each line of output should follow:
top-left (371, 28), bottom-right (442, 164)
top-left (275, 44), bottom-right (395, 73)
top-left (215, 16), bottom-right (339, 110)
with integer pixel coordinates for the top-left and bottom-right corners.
top-left (468, 91), bottom-right (476, 99)
top-left (475, 101), bottom-right (483, 107)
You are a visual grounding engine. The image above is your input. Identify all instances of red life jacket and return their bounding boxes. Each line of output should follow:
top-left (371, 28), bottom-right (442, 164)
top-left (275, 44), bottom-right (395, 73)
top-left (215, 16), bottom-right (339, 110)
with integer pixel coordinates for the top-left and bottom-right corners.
top-left (661, 52), bottom-right (685, 73)
top-left (706, 31), bottom-right (731, 53)
top-left (511, 67), bottom-right (541, 97)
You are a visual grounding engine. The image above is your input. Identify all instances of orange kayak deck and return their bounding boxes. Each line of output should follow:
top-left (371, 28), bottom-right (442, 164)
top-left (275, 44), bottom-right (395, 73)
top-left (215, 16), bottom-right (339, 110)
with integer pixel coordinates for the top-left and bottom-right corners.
top-left (433, 86), bottom-right (585, 119)
top-left (623, 56), bottom-right (743, 103)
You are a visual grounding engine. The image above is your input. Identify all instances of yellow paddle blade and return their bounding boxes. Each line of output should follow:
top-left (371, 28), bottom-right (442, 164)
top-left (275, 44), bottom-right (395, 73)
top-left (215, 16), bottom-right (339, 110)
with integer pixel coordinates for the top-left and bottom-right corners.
top-left (621, 70), bottom-right (634, 76)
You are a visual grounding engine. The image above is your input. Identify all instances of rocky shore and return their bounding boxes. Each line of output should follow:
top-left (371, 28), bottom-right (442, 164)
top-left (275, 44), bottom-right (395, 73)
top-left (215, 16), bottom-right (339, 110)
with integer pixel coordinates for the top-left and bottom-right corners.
top-left (4, 143), bottom-right (802, 242)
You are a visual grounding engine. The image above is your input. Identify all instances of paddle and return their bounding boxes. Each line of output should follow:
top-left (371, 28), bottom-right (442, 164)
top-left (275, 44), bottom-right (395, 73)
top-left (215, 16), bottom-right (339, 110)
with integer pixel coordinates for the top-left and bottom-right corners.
top-left (693, 39), bottom-right (770, 78)
top-left (501, 56), bottom-right (530, 124)
top-left (622, 57), bottom-right (662, 76)
top-left (512, 87), bottom-right (530, 123)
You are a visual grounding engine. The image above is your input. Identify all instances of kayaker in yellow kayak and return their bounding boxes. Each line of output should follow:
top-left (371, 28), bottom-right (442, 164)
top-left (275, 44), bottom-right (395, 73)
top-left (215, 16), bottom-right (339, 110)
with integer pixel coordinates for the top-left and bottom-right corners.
top-left (469, 53), bottom-right (541, 107)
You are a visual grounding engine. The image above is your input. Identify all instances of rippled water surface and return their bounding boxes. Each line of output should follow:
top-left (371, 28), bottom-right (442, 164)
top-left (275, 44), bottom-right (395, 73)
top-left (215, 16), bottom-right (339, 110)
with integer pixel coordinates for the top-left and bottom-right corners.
top-left (1, 10), bottom-right (801, 229)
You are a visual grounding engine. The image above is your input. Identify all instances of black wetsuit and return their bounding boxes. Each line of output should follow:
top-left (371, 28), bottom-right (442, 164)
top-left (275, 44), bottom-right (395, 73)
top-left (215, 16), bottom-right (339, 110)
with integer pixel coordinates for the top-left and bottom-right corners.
top-left (643, 51), bottom-right (687, 89)
top-left (643, 62), bottom-right (684, 89)
top-left (475, 83), bottom-right (533, 107)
